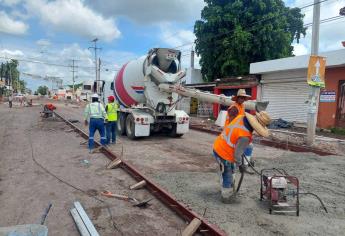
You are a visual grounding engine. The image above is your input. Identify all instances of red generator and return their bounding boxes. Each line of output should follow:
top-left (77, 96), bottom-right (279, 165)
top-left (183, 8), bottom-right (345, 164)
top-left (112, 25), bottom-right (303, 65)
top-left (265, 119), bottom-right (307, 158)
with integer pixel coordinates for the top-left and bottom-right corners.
top-left (260, 168), bottom-right (300, 216)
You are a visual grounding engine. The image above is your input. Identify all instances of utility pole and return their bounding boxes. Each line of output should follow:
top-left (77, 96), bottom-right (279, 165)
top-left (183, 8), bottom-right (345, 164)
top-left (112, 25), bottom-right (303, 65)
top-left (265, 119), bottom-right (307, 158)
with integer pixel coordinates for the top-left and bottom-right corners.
top-left (71, 59), bottom-right (78, 99)
top-left (88, 38), bottom-right (101, 96)
top-left (307, 0), bottom-right (321, 146)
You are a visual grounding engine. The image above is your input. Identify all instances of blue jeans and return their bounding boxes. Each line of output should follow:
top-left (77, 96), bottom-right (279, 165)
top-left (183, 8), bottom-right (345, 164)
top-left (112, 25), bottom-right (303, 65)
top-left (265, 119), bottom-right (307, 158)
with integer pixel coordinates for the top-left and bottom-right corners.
top-left (89, 118), bottom-right (106, 150)
top-left (106, 121), bottom-right (117, 144)
top-left (213, 151), bottom-right (235, 188)
top-left (244, 143), bottom-right (254, 164)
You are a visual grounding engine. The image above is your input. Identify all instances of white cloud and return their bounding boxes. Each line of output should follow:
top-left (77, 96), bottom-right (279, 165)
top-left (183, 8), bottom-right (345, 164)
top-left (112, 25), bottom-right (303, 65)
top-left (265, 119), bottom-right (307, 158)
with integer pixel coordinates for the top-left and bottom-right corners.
top-left (289, 0), bottom-right (345, 55)
top-left (85, 0), bottom-right (205, 24)
top-left (158, 24), bottom-right (199, 69)
top-left (0, 43), bottom-right (134, 90)
top-left (292, 43), bottom-right (309, 55)
top-left (25, 0), bottom-right (121, 42)
top-left (0, 49), bottom-right (24, 58)
top-left (0, 0), bottom-right (22, 6)
top-left (0, 11), bottom-right (28, 35)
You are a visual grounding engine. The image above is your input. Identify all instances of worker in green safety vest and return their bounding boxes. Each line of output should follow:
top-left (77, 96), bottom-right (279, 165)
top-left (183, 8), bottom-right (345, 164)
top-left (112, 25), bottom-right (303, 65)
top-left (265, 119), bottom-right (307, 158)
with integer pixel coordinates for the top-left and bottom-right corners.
top-left (105, 95), bottom-right (119, 144)
top-left (84, 93), bottom-right (108, 152)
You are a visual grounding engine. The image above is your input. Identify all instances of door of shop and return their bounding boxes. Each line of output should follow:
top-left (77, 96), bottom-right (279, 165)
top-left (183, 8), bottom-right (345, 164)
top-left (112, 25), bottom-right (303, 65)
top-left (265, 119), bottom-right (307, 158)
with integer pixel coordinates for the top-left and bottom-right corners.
top-left (336, 80), bottom-right (345, 127)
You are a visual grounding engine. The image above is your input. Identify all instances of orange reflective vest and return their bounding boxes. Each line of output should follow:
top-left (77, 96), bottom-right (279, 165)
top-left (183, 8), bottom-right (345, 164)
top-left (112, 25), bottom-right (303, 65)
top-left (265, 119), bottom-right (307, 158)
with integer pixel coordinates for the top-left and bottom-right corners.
top-left (224, 102), bottom-right (245, 127)
top-left (214, 115), bottom-right (252, 163)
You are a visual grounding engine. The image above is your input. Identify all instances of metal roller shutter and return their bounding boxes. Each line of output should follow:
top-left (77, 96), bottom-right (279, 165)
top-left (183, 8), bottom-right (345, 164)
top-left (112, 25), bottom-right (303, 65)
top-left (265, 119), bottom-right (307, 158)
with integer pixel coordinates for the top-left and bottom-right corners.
top-left (261, 81), bottom-right (309, 123)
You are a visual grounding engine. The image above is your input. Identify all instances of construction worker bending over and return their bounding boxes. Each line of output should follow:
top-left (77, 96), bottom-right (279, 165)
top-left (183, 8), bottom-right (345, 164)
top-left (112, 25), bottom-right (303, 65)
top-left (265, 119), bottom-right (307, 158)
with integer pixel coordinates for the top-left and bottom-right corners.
top-left (84, 94), bottom-right (107, 152)
top-left (213, 111), bottom-right (271, 203)
top-left (225, 89), bottom-right (254, 167)
top-left (105, 95), bottom-right (119, 144)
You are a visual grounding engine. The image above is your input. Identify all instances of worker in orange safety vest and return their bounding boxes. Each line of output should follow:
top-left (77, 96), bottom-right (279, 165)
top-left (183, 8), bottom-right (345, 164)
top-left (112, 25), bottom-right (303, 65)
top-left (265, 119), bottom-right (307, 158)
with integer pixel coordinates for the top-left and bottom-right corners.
top-left (224, 89), bottom-right (254, 168)
top-left (213, 111), bottom-right (271, 203)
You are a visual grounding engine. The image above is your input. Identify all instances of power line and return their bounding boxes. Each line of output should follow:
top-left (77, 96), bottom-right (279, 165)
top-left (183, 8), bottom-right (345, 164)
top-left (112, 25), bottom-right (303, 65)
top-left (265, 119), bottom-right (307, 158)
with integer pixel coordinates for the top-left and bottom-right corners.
top-left (304, 15), bottom-right (345, 27)
top-left (300, 0), bottom-right (331, 9)
top-left (0, 56), bottom-right (119, 72)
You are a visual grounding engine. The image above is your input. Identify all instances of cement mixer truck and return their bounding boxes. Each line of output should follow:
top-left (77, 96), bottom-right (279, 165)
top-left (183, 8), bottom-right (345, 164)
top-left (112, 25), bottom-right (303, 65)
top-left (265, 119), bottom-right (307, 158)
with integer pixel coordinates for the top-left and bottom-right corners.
top-left (111, 48), bottom-right (267, 139)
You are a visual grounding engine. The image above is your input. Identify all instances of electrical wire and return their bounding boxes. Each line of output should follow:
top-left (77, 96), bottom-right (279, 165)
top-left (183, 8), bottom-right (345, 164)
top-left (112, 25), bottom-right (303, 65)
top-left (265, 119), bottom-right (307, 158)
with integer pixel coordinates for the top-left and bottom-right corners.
top-left (298, 192), bottom-right (328, 213)
top-left (27, 128), bottom-right (123, 235)
top-left (243, 155), bottom-right (329, 214)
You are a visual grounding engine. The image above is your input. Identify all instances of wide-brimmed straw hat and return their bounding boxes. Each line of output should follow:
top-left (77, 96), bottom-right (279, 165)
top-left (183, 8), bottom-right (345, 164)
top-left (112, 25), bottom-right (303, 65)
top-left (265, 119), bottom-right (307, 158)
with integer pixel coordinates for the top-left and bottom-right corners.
top-left (232, 89), bottom-right (251, 101)
top-left (245, 111), bottom-right (272, 137)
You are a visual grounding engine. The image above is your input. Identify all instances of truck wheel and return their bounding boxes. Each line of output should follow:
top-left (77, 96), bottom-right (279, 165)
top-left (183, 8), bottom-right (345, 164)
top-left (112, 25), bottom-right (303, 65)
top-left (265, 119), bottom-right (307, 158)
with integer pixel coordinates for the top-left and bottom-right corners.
top-left (169, 123), bottom-right (183, 138)
top-left (125, 114), bottom-right (136, 139)
top-left (117, 113), bottom-right (126, 135)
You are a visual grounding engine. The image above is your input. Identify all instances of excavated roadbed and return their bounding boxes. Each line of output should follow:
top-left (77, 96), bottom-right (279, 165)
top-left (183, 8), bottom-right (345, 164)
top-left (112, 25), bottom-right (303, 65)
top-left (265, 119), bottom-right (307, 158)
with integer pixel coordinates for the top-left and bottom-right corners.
top-left (1, 101), bottom-right (345, 235)
top-left (0, 103), bottom-right (185, 236)
top-left (57, 102), bottom-right (345, 236)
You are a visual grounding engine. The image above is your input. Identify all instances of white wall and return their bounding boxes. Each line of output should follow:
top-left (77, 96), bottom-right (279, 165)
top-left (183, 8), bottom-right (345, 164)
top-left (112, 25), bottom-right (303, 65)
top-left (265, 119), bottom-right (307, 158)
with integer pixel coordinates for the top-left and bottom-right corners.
top-left (184, 68), bottom-right (203, 84)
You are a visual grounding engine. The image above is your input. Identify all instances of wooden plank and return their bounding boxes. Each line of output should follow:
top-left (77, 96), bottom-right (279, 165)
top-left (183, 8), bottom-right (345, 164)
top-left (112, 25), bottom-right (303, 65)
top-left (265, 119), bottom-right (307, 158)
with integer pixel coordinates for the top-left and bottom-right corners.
top-left (106, 159), bottom-right (122, 169)
top-left (74, 202), bottom-right (100, 236)
top-left (70, 208), bottom-right (91, 236)
top-left (80, 140), bottom-right (88, 145)
top-left (130, 180), bottom-right (146, 190)
top-left (182, 218), bottom-right (202, 236)
top-left (91, 146), bottom-right (102, 154)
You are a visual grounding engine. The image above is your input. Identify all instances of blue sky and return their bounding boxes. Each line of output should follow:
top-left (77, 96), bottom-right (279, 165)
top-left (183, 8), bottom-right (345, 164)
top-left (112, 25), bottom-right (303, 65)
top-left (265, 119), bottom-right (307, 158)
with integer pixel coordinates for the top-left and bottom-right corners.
top-left (0, 0), bottom-right (344, 91)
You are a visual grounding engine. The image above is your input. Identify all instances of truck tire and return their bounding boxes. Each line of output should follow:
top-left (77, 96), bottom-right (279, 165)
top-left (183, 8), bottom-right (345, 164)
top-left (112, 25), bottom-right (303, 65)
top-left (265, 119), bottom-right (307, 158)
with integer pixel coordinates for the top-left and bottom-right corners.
top-left (117, 113), bottom-right (126, 135)
top-left (125, 114), bottom-right (136, 139)
top-left (169, 123), bottom-right (183, 138)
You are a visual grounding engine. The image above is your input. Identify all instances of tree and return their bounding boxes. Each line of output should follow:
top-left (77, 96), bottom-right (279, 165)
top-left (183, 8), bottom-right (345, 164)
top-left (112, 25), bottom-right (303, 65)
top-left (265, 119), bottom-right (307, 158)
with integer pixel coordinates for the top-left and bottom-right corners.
top-left (68, 82), bottom-right (83, 91)
top-left (194, 0), bottom-right (306, 81)
top-left (37, 85), bottom-right (49, 96)
top-left (0, 60), bottom-right (26, 93)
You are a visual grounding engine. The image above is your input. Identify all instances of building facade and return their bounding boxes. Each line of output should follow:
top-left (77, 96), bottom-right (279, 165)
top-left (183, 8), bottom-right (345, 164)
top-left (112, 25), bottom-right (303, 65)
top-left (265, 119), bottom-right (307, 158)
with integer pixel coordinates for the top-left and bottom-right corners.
top-left (250, 49), bottom-right (345, 128)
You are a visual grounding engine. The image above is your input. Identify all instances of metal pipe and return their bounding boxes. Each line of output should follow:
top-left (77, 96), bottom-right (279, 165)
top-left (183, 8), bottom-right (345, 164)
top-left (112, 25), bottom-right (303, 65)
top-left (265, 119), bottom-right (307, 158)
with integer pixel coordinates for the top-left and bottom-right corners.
top-left (159, 83), bottom-right (268, 111)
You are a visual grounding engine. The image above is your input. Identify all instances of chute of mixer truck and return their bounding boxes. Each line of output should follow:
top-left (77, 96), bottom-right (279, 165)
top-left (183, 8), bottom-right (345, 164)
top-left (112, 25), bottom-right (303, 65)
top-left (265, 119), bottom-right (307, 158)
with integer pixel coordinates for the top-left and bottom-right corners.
top-left (111, 48), bottom-right (268, 139)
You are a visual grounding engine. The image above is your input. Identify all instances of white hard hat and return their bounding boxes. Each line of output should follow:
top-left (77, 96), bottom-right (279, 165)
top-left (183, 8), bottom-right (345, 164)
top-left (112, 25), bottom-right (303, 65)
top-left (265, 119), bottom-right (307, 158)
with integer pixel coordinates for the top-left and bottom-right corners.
top-left (91, 93), bottom-right (99, 99)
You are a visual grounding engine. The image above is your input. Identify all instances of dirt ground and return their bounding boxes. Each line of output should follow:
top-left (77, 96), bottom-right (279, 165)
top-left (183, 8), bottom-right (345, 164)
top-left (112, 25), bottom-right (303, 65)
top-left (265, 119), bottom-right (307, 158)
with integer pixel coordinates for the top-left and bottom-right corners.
top-left (55, 102), bottom-right (345, 236)
top-left (0, 102), bottom-right (186, 236)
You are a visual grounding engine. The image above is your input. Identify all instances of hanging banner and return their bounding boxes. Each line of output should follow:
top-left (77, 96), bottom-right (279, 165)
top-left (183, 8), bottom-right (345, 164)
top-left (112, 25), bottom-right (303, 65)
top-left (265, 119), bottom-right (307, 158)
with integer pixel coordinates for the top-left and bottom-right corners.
top-left (307, 55), bottom-right (326, 87)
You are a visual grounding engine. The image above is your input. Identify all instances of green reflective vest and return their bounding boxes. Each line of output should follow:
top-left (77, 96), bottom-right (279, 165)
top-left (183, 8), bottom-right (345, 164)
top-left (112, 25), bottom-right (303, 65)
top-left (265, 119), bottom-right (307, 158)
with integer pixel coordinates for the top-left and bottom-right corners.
top-left (106, 102), bottom-right (118, 121)
top-left (84, 102), bottom-right (107, 120)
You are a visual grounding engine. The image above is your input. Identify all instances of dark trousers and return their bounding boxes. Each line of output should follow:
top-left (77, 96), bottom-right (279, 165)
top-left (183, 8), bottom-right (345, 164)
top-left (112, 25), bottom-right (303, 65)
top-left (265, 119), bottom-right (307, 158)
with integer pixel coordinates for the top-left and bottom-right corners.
top-left (106, 121), bottom-right (117, 144)
top-left (89, 118), bottom-right (106, 150)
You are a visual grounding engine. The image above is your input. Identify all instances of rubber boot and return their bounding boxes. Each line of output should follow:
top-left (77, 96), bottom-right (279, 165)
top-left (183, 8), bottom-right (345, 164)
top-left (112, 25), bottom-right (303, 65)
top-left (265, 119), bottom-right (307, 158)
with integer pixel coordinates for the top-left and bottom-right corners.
top-left (221, 187), bottom-right (236, 204)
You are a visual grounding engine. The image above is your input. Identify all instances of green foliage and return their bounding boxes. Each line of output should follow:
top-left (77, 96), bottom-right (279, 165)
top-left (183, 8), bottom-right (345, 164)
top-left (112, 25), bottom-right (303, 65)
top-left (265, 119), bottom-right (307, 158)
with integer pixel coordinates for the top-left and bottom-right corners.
top-left (37, 85), bottom-right (49, 96)
top-left (0, 60), bottom-right (26, 93)
top-left (194, 0), bottom-right (306, 81)
top-left (330, 127), bottom-right (345, 136)
top-left (67, 83), bottom-right (83, 91)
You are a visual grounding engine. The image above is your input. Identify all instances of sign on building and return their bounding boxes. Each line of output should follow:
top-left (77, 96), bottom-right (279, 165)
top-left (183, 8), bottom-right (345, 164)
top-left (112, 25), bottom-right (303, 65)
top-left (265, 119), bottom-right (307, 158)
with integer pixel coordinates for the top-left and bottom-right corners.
top-left (320, 91), bottom-right (336, 102)
top-left (307, 55), bottom-right (326, 87)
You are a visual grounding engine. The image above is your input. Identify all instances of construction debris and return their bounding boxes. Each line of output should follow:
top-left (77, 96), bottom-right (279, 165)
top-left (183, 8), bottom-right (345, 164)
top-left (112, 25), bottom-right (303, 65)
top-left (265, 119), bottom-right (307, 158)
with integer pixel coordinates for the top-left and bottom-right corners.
top-left (101, 191), bottom-right (152, 208)
top-left (40, 203), bottom-right (53, 225)
top-left (182, 218), bottom-right (202, 236)
top-left (106, 159), bottom-right (122, 169)
top-left (80, 140), bottom-right (88, 145)
top-left (70, 201), bottom-right (99, 236)
top-left (130, 180), bottom-right (146, 190)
